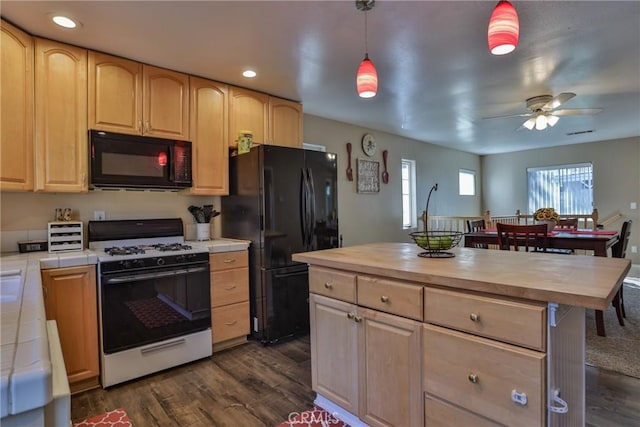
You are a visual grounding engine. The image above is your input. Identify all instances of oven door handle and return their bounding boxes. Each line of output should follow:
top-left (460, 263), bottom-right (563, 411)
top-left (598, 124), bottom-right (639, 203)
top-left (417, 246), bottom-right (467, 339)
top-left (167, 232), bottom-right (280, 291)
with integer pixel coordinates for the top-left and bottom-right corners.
top-left (102, 265), bottom-right (209, 284)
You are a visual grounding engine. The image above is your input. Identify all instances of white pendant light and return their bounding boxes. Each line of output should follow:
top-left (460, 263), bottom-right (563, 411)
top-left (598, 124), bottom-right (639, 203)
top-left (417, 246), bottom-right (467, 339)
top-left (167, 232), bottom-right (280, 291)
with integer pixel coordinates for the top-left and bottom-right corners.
top-left (547, 115), bottom-right (560, 127)
top-left (535, 114), bottom-right (548, 130)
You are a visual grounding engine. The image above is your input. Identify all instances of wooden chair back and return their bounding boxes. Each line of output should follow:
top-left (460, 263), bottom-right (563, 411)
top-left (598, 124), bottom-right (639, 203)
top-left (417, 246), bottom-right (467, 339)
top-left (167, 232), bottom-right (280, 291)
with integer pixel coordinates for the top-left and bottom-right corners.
top-left (556, 218), bottom-right (578, 230)
top-left (496, 223), bottom-right (549, 252)
top-left (466, 219), bottom-right (486, 233)
top-left (612, 220), bottom-right (632, 259)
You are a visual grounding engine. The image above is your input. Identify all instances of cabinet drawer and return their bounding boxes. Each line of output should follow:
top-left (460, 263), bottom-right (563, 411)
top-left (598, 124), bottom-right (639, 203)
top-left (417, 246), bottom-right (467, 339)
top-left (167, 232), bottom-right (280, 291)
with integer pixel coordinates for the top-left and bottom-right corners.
top-left (425, 394), bottom-right (501, 427)
top-left (210, 251), bottom-right (248, 271)
top-left (212, 301), bottom-right (250, 344)
top-left (424, 287), bottom-right (546, 351)
top-left (357, 275), bottom-right (423, 321)
top-left (423, 324), bottom-right (545, 427)
top-left (309, 266), bottom-right (356, 303)
top-left (211, 269), bottom-right (249, 307)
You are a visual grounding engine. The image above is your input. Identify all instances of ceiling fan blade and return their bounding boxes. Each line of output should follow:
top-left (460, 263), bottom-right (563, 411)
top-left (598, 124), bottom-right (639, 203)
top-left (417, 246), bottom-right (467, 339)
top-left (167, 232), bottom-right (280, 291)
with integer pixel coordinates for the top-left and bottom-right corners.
top-left (550, 108), bottom-right (603, 116)
top-left (543, 92), bottom-right (576, 110)
top-left (482, 112), bottom-right (534, 120)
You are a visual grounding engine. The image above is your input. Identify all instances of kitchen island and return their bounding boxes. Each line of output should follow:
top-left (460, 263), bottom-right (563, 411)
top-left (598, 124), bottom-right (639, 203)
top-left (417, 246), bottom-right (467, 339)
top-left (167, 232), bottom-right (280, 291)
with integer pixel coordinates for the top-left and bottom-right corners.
top-left (292, 243), bottom-right (630, 427)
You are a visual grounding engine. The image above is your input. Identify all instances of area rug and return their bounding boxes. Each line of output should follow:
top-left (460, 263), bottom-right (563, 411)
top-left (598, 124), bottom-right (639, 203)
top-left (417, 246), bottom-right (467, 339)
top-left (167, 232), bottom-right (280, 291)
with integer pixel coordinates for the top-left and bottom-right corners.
top-left (73, 408), bottom-right (132, 427)
top-left (277, 406), bottom-right (348, 427)
top-left (585, 279), bottom-right (640, 378)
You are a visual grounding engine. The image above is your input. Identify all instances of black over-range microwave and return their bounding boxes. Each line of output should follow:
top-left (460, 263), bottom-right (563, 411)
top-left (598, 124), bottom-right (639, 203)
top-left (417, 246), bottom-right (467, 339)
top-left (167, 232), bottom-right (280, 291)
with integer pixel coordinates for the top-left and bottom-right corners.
top-left (89, 130), bottom-right (192, 190)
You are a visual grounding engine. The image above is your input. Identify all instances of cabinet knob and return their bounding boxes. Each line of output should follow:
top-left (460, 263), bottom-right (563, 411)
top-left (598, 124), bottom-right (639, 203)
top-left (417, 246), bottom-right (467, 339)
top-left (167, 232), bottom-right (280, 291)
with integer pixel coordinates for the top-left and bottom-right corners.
top-left (354, 315), bottom-right (363, 323)
top-left (347, 312), bottom-right (355, 319)
top-left (380, 295), bottom-right (389, 303)
top-left (138, 121), bottom-right (143, 133)
top-left (324, 282), bottom-right (333, 289)
top-left (224, 285), bottom-right (237, 291)
top-left (42, 286), bottom-right (48, 298)
top-left (224, 320), bottom-right (237, 326)
top-left (468, 373), bottom-right (479, 383)
top-left (470, 313), bottom-right (480, 322)
top-left (223, 259), bottom-right (236, 264)
top-left (144, 121), bottom-right (150, 133)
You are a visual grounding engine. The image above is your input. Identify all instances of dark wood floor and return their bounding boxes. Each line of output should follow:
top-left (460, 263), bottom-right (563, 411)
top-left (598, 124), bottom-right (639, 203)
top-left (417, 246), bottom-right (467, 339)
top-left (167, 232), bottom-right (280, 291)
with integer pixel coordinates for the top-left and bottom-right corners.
top-left (72, 335), bottom-right (640, 426)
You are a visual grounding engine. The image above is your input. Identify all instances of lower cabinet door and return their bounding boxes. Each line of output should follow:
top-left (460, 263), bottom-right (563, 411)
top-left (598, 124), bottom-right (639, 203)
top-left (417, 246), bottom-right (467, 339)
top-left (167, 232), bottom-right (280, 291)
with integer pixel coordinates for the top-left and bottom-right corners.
top-left (309, 293), bottom-right (359, 415)
top-left (358, 306), bottom-right (423, 427)
top-left (425, 394), bottom-right (502, 427)
top-left (423, 324), bottom-right (545, 427)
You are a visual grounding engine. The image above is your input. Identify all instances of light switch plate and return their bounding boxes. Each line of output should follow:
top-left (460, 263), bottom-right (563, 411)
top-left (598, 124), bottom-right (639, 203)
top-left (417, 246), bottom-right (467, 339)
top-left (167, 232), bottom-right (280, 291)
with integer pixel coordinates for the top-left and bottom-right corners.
top-left (94, 211), bottom-right (106, 221)
top-left (631, 202), bottom-right (637, 210)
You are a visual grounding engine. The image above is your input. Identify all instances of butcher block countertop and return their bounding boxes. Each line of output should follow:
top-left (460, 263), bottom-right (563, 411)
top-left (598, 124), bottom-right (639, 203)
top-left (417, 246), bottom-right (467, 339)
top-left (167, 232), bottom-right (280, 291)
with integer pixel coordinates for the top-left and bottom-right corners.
top-left (292, 243), bottom-right (631, 310)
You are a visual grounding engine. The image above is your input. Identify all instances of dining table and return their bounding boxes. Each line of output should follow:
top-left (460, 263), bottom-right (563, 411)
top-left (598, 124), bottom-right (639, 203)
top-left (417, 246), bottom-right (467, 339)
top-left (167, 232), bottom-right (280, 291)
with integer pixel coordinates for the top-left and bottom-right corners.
top-left (463, 227), bottom-right (619, 257)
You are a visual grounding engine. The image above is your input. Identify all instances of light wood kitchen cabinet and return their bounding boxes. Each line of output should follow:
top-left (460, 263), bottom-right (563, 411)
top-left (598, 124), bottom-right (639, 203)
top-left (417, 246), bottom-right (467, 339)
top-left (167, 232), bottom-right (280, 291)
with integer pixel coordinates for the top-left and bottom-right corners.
top-left (309, 267), bottom-right (423, 427)
top-left (0, 20), bottom-right (34, 192)
top-left (189, 76), bottom-right (229, 195)
top-left (89, 52), bottom-right (189, 139)
top-left (41, 265), bottom-right (99, 394)
top-left (210, 250), bottom-right (250, 351)
top-left (229, 86), bottom-right (269, 147)
top-left (34, 38), bottom-right (88, 193)
top-left (269, 96), bottom-right (303, 148)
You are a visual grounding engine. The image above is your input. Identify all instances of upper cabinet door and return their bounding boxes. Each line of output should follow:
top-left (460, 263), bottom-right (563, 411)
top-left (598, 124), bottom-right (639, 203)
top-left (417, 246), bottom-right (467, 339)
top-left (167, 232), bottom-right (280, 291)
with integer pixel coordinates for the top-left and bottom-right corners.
top-left (88, 51), bottom-right (143, 135)
top-left (34, 38), bottom-right (88, 193)
top-left (143, 65), bottom-right (189, 140)
top-left (189, 76), bottom-right (229, 195)
top-left (1, 20), bottom-right (34, 191)
top-left (269, 97), bottom-right (303, 148)
top-left (229, 86), bottom-right (269, 147)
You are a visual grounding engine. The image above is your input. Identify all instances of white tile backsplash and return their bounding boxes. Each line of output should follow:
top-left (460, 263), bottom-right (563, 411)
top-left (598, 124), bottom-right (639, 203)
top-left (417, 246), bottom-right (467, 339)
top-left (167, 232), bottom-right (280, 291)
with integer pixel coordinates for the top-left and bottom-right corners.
top-left (1, 231), bottom-right (28, 254)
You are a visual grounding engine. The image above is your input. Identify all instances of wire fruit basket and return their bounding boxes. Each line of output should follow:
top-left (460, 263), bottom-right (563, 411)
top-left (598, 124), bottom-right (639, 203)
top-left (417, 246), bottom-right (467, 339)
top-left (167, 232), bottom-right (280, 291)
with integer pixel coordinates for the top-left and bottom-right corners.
top-left (410, 183), bottom-right (463, 258)
top-left (410, 230), bottom-right (463, 258)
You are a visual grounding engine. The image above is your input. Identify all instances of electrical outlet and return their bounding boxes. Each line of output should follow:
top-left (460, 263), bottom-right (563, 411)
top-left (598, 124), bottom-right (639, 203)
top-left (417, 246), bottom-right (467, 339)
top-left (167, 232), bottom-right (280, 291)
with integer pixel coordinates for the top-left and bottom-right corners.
top-left (631, 202), bottom-right (637, 210)
top-left (94, 210), bottom-right (106, 221)
top-left (632, 246), bottom-right (638, 254)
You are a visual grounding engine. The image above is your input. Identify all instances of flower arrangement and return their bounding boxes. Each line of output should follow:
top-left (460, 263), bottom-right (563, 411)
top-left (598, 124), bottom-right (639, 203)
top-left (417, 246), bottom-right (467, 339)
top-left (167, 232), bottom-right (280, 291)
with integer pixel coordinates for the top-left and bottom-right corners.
top-left (534, 207), bottom-right (560, 222)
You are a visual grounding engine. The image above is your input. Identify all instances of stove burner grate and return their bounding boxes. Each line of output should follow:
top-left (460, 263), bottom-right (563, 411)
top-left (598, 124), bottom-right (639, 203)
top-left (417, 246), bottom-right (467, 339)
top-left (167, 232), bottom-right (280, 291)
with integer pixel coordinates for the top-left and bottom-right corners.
top-left (105, 246), bottom-right (146, 256)
top-left (150, 243), bottom-right (193, 252)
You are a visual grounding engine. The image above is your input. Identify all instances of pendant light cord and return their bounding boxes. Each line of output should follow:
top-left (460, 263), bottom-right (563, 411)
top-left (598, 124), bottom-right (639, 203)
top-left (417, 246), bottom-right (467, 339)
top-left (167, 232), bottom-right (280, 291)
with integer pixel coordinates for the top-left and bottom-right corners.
top-left (364, 9), bottom-right (369, 56)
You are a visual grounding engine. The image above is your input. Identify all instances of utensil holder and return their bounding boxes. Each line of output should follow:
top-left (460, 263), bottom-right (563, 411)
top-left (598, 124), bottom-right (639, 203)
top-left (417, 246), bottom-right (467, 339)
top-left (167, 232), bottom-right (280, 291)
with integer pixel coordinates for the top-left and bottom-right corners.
top-left (196, 223), bottom-right (210, 241)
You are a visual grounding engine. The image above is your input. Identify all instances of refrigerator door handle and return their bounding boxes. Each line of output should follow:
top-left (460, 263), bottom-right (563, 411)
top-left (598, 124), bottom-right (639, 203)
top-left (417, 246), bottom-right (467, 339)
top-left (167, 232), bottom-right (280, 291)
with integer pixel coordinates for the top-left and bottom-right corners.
top-left (300, 168), bottom-right (307, 248)
top-left (307, 168), bottom-right (316, 250)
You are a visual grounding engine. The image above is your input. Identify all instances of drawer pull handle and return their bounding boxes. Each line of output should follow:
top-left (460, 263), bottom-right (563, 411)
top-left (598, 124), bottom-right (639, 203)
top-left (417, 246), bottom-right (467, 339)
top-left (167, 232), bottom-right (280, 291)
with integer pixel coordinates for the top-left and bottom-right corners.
top-left (223, 259), bottom-right (236, 264)
top-left (224, 285), bottom-right (237, 290)
top-left (225, 320), bottom-right (237, 326)
top-left (470, 313), bottom-right (480, 322)
top-left (354, 315), bottom-right (362, 323)
top-left (468, 374), bottom-right (479, 383)
top-left (347, 312), bottom-right (355, 319)
top-left (324, 282), bottom-right (333, 289)
top-left (380, 295), bottom-right (389, 303)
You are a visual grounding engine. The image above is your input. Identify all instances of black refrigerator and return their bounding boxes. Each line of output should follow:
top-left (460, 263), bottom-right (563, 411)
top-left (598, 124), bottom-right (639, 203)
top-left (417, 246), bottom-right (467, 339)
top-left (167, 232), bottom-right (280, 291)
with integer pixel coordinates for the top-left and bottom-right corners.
top-left (221, 145), bottom-right (339, 344)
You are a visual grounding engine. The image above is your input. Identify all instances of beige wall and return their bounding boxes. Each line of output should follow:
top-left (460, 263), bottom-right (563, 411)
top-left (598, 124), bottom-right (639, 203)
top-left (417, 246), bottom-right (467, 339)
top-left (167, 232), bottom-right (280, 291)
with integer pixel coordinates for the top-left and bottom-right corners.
top-left (481, 136), bottom-right (640, 265)
top-left (303, 115), bottom-right (482, 246)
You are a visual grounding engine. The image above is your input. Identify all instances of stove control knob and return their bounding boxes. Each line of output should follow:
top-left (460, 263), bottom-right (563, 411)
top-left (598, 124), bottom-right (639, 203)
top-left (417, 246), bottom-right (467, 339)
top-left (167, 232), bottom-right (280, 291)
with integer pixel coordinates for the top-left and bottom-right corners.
top-left (157, 258), bottom-right (165, 266)
top-left (175, 255), bottom-right (186, 263)
top-left (121, 260), bottom-right (132, 269)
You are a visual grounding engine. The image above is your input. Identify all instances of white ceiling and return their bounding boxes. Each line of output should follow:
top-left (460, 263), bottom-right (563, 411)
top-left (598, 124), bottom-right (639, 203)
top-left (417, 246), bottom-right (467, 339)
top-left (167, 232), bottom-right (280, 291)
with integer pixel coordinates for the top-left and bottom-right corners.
top-left (2, 1), bottom-right (639, 155)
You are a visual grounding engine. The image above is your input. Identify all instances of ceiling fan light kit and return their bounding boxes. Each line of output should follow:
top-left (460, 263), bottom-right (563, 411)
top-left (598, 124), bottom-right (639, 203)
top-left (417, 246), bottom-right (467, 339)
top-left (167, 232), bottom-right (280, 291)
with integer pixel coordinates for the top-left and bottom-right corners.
top-left (356, 0), bottom-right (378, 98)
top-left (488, 0), bottom-right (520, 55)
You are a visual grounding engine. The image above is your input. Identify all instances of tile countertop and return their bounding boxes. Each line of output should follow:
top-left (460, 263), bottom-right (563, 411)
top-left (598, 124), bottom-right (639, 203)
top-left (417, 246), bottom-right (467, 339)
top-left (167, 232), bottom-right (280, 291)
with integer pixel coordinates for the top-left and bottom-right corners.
top-left (0, 239), bottom-right (248, 418)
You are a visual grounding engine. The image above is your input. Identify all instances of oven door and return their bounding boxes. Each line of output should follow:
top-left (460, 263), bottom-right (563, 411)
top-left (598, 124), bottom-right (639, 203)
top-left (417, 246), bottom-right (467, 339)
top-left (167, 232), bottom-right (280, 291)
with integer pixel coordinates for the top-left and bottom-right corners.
top-left (100, 262), bottom-right (210, 354)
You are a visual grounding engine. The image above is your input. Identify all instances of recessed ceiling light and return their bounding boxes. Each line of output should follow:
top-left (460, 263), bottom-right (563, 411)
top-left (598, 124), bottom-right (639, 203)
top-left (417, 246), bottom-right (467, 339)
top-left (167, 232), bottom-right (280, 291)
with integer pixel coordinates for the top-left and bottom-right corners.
top-left (52, 15), bottom-right (78, 29)
top-left (242, 70), bottom-right (257, 78)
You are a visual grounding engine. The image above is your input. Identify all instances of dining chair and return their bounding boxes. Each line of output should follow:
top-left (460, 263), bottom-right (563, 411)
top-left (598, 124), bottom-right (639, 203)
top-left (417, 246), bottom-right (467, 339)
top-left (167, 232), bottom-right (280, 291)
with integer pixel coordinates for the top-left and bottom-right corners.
top-left (465, 219), bottom-right (489, 249)
top-left (496, 223), bottom-right (549, 252)
top-left (556, 218), bottom-right (579, 230)
top-left (595, 220), bottom-right (632, 336)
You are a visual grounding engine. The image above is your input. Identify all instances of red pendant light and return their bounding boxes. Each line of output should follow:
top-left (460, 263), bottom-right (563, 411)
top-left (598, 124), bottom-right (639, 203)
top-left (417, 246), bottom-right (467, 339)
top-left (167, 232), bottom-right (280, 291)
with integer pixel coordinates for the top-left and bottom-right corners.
top-left (488, 1), bottom-right (520, 55)
top-left (356, 0), bottom-right (377, 98)
top-left (357, 54), bottom-right (378, 98)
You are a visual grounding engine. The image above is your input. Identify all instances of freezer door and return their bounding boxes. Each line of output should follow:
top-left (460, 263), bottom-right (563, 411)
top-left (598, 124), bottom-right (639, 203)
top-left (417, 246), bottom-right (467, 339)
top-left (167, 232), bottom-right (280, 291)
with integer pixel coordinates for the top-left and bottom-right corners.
top-left (305, 149), bottom-right (339, 250)
top-left (252, 265), bottom-right (310, 344)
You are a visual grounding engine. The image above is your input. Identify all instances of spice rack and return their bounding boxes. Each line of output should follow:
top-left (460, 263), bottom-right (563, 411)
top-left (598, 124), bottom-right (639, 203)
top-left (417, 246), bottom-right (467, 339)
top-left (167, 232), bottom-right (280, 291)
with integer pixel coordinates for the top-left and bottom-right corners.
top-left (48, 221), bottom-right (84, 253)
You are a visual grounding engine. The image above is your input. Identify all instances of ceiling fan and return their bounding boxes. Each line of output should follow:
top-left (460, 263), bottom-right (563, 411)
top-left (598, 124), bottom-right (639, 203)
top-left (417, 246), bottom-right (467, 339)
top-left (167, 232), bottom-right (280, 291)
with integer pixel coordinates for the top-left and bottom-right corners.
top-left (484, 92), bottom-right (603, 130)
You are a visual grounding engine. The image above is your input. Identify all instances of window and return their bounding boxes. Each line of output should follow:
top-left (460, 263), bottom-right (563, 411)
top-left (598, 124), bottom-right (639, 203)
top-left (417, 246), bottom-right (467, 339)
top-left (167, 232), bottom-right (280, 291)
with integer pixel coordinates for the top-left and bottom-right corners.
top-left (459, 169), bottom-right (476, 196)
top-left (527, 163), bottom-right (593, 214)
top-left (402, 159), bottom-right (417, 229)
